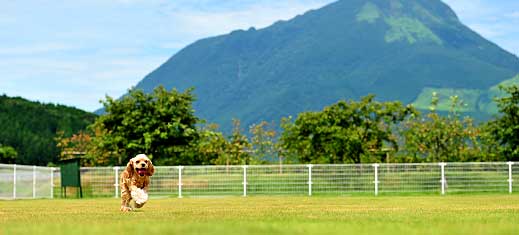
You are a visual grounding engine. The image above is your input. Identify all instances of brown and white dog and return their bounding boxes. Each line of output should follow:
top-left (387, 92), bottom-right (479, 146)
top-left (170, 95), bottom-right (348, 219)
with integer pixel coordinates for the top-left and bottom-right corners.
top-left (120, 154), bottom-right (155, 212)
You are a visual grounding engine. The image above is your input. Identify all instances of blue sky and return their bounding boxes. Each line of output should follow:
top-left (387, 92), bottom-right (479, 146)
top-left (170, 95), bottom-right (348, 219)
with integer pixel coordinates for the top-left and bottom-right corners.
top-left (1, 0), bottom-right (518, 112)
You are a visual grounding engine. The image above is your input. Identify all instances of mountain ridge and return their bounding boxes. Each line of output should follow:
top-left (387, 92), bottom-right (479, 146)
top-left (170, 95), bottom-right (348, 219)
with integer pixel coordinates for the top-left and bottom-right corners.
top-left (132, 0), bottom-right (519, 131)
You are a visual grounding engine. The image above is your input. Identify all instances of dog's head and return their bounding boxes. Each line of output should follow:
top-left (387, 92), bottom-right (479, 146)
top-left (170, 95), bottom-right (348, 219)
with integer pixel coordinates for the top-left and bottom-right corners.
top-left (126, 154), bottom-right (154, 177)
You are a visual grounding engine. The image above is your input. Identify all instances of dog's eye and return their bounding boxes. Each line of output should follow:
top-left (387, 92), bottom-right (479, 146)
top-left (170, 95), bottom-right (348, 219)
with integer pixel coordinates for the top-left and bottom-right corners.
top-left (136, 160), bottom-right (140, 163)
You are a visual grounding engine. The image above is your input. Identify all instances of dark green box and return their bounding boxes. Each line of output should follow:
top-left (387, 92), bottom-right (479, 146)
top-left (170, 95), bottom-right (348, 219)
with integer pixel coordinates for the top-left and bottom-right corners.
top-left (60, 158), bottom-right (82, 198)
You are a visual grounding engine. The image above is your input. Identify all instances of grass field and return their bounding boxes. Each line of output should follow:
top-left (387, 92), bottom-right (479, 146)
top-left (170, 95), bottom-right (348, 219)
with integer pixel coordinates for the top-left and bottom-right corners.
top-left (1, 195), bottom-right (519, 235)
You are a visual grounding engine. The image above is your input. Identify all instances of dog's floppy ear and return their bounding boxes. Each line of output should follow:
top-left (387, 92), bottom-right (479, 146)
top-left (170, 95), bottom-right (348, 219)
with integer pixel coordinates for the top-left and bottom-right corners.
top-left (126, 159), bottom-right (134, 177)
top-left (146, 160), bottom-right (155, 176)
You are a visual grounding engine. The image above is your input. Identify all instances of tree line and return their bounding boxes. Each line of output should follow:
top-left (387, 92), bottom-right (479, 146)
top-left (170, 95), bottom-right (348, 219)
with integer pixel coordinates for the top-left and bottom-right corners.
top-left (0, 95), bottom-right (96, 165)
top-left (2, 85), bottom-right (518, 166)
top-left (56, 84), bottom-right (519, 166)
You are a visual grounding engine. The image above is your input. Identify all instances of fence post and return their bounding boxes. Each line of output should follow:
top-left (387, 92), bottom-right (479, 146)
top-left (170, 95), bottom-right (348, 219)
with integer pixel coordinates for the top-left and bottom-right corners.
top-left (114, 166), bottom-right (120, 198)
top-left (439, 162), bottom-right (447, 195)
top-left (242, 165), bottom-right (248, 197)
top-left (373, 163), bottom-right (379, 196)
top-left (508, 162), bottom-right (514, 194)
top-left (13, 164), bottom-right (16, 199)
top-left (307, 164), bottom-right (313, 196)
top-left (50, 167), bottom-right (54, 199)
top-left (33, 165), bottom-right (36, 198)
top-left (178, 166), bottom-right (183, 198)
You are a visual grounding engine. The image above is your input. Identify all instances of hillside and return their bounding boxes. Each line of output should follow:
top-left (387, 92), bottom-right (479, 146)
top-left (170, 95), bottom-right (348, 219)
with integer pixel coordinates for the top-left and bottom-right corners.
top-left (412, 74), bottom-right (519, 116)
top-left (132, 0), bottom-right (519, 131)
top-left (0, 95), bottom-right (96, 165)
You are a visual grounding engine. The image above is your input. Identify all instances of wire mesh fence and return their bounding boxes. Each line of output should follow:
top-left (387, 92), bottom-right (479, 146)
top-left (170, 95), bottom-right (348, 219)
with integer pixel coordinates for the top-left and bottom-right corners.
top-left (378, 163), bottom-right (440, 194)
top-left (1, 162), bottom-right (518, 199)
top-left (151, 166), bottom-right (179, 196)
top-left (312, 164), bottom-right (373, 195)
top-left (445, 162), bottom-right (510, 193)
top-left (0, 164), bottom-right (56, 199)
top-left (249, 165), bottom-right (309, 195)
top-left (81, 167), bottom-right (117, 197)
top-left (182, 165), bottom-right (243, 196)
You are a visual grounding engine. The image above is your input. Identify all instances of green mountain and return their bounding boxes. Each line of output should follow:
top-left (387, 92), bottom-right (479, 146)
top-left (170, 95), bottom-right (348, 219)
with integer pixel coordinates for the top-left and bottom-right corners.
top-left (412, 74), bottom-right (519, 116)
top-left (0, 95), bottom-right (96, 165)
top-left (133, 0), bottom-right (519, 131)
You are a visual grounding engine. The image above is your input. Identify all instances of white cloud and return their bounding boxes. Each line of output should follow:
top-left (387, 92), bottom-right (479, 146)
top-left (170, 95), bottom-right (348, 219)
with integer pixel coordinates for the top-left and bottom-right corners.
top-left (442, 0), bottom-right (519, 55)
top-left (173, 1), bottom-right (330, 31)
top-left (1, 0), bottom-right (518, 112)
top-left (0, 58), bottom-right (87, 75)
top-left (470, 23), bottom-right (509, 38)
top-left (0, 16), bottom-right (15, 24)
top-left (442, 0), bottom-right (490, 19)
top-left (0, 43), bottom-right (80, 56)
top-left (506, 11), bottom-right (519, 19)
top-left (0, 54), bottom-right (167, 111)
top-left (1, 0), bottom-right (340, 109)
top-left (159, 41), bottom-right (188, 50)
top-left (158, 0), bottom-right (334, 48)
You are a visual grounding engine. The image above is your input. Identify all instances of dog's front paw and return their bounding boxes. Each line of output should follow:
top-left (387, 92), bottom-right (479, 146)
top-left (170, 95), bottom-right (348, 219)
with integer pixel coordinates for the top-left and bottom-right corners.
top-left (120, 206), bottom-right (132, 212)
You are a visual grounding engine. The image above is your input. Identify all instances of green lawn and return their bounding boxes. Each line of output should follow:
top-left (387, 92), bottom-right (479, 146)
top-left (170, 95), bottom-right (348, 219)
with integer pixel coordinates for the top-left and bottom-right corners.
top-left (1, 195), bottom-right (519, 235)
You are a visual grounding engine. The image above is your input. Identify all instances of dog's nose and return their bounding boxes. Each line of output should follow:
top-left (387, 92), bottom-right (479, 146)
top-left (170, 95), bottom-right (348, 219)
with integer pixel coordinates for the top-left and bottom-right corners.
top-left (141, 163), bottom-right (146, 167)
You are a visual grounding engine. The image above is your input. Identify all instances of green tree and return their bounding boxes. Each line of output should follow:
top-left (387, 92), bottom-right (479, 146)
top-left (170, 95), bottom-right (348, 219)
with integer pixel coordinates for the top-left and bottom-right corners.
top-left (399, 93), bottom-right (499, 162)
top-left (486, 85), bottom-right (519, 160)
top-left (91, 86), bottom-right (199, 165)
top-left (0, 95), bottom-right (95, 166)
top-left (477, 123), bottom-right (503, 162)
top-left (212, 119), bottom-right (252, 165)
top-left (0, 145), bottom-right (17, 164)
top-left (249, 121), bottom-right (277, 164)
top-left (197, 123), bottom-right (228, 165)
top-left (55, 130), bottom-right (97, 166)
top-left (280, 95), bottom-right (415, 163)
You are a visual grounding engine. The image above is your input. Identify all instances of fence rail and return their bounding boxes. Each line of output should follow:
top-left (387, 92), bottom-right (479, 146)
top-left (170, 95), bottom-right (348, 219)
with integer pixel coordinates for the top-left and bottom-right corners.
top-left (0, 164), bottom-right (56, 199)
top-left (0, 162), bottom-right (517, 199)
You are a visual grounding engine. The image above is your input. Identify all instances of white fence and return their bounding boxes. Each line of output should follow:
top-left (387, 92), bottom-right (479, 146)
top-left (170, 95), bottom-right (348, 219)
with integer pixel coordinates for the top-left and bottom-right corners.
top-left (0, 164), bottom-right (56, 199)
top-left (1, 162), bottom-right (518, 199)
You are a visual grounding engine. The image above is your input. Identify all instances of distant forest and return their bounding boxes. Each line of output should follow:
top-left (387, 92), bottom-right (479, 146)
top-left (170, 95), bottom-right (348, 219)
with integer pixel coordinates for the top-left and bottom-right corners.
top-left (47, 86), bottom-right (519, 166)
top-left (1, 83), bottom-right (518, 167)
top-left (0, 95), bottom-right (96, 165)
